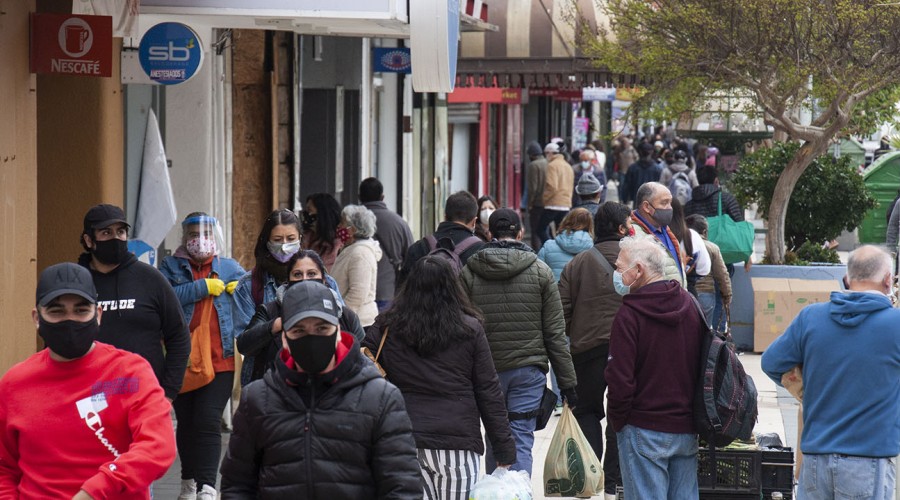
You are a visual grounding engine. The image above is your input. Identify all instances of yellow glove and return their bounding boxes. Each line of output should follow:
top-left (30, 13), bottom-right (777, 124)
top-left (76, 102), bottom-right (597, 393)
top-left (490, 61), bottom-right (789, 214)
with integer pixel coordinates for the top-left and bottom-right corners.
top-left (225, 281), bottom-right (239, 294)
top-left (205, 278), bottom-right (226, 297)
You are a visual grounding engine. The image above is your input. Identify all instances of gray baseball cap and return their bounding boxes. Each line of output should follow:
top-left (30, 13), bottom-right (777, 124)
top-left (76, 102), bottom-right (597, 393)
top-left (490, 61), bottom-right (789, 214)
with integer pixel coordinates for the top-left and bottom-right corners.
top-left (281, 281), bottom-right (341, 331)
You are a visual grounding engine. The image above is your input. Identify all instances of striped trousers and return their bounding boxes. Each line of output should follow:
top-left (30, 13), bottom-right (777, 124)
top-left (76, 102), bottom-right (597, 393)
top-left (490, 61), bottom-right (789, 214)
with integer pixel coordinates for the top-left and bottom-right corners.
top-left (418, 448), bottom-right (480, 500)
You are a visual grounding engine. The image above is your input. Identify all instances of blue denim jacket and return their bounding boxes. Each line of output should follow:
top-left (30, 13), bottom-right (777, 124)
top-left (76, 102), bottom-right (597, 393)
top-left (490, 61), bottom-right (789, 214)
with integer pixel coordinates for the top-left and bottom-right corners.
top-left (159, 254), bottom-right (246, 359)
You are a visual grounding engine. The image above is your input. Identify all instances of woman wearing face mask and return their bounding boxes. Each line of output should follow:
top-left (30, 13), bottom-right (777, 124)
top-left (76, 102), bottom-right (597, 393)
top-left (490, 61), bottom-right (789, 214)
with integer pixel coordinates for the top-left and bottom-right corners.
top-left (475, 195), bottom-right (497, 242)
top-left (160, 213), bottom-right (246, 500)
top-left (233, 208), bottom-right (304, 385)
top-left (330, 205), bottom-right (382, 327)
top-left (237, 250), bottom-right (364, 383)
top-left (574, 149), bottom-right (608, 205)
top-left (301, 193), bottom-right (344, 269)
top-left (557, 201), bottom-right (633, 497)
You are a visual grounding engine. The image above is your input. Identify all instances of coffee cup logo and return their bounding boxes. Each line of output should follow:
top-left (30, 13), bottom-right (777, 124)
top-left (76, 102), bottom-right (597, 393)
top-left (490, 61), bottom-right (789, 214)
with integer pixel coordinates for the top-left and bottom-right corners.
top-left (58, 18), bottom-right (93, 58)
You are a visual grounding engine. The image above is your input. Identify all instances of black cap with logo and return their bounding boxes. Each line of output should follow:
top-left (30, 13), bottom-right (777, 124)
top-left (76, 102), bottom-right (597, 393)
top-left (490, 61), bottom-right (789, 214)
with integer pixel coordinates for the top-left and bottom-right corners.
top-left (36, 263), bottom-right (97, 306)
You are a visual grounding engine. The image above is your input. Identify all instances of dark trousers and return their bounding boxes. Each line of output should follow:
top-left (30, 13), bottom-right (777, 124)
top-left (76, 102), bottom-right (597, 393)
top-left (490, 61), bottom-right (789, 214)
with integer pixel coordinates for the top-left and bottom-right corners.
top-left (173, 370), bottom-right (234, 489)
top-left (571, 344), bottom-right (621, 493)
top-left (528, 207), bottom-right (544, 251)
top-left (538, 208), bottom-right (569, 244)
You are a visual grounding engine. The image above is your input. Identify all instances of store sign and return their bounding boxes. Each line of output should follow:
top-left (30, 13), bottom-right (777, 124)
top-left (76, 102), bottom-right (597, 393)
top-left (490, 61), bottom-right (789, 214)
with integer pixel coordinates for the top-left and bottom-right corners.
top-left (410, 0), bottom-right (459, 92)
top-left (582, 87), bottom-right (616, 102)
top-left (30, 13), bottom-right (113, 77)
top-left (138, 22), bottom-right (203, 85)
top-left (528, 88), bottom-right (583, 101)
top-left (373, 47), bottom-right (411, 73)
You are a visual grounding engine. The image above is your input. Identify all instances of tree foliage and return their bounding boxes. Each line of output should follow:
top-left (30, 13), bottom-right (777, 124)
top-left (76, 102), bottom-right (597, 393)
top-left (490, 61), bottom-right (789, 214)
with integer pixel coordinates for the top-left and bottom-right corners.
top-left (730, 142), bottom-right (876, 250)
top-left (580, 0), bottom-right (900, 262)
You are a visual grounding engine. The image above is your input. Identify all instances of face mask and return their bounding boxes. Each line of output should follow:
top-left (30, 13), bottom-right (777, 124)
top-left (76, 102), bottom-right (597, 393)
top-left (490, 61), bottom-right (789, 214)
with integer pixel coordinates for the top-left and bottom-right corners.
top-left (286, 332), bottom-right (337, 374)
top-left (652, 207), bottom-right (674, 227)
top-left (302, 212), bottom-right (317, 232)
top-left (480, 209), bottom-right (494, 223)
top-left (267, 240), bottom-right (301, 263)
top-left (186, 237), bottom-right (217, 261)
top-left (612, 265), bottom-right (637, 296)
top-left (38, 313), bottom-right (99, 359)
top-left (336, 226), bottom-right (352, 245)
top-left (628, 227), bottom-right (636, 237)
top-left (581, 161), bottom-right (591, 169)
top-left (92, 238), bottom-right (129, 265)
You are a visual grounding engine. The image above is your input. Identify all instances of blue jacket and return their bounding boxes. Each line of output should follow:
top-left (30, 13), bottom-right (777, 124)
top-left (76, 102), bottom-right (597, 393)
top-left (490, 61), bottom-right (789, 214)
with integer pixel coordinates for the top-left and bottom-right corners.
top-left (762, 292), bottom-right (900, 457)
top-left (159, 253), bottom-right (246, 359)
top-left (537, 230), bottom-right (594, 281)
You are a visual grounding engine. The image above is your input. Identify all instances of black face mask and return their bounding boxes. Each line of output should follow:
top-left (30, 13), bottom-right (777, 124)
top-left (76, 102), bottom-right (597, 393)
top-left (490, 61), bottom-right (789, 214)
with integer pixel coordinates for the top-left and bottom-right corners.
top-left (286, 332), bottom-right (337, 374)
top-left (302, 212), bottom-right (317, 232)
top-left (92, 238), bottom-right (129, 265)
top-left (38, 313), bottom-right (99, 359)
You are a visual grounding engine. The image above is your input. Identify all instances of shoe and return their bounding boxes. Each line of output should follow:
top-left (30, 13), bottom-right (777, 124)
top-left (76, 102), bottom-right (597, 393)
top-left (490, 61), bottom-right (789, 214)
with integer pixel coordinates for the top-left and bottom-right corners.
top-left (553, 404), bottom-right (563, 416)
top-left (604, 493), bottom-right (617, 500)
top-left (177, 479), bottom-right (197, 500)
top-left (196, 484), bottom-right (217, 500)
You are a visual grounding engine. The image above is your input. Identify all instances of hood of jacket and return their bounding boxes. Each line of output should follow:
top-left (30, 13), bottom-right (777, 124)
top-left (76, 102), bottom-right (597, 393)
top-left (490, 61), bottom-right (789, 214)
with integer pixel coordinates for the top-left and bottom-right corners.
top-left (623, 280), bottom-right (693, 322)
top-left (465, 240), bottom-right (537, 281)
top-left (829, 291), bottom-right (893, 327)
top-left (349, 237), bottom-right (383, 261)
top-left (691, 183), bottom-right (721, 203)
top-left (635, 158), bottom-right (658, 170)
top-left (555, 230), bottom-right (594, 255)
top-left (667, 159), bottom-right (691, 174)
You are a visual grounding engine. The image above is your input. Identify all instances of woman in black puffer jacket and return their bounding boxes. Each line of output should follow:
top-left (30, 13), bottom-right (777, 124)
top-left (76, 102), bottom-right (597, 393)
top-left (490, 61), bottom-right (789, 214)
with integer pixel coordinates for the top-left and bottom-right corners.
top-left (364, 256), bottom-right (516, 500)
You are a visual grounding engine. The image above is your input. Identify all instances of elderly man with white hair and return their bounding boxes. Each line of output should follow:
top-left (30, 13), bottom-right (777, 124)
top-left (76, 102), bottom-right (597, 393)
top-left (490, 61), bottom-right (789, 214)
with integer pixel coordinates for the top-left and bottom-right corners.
top-left (330, 205), bottom-right (382, 327)
top-left (605, 237), bottom-right (705, 500)
top-left (763, 245), bottom-right (900, 500)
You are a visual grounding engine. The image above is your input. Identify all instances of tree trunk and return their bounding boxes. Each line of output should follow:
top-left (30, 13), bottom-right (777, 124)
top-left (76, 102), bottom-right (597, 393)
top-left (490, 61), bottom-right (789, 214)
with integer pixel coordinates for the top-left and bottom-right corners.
top-left (765, 139), bottom-right (833, 263)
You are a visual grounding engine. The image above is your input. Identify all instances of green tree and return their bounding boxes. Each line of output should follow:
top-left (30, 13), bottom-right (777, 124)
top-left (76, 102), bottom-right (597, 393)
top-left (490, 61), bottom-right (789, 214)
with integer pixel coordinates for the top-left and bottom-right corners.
top-left (581, 0), bottom-right (900, 263)
top-left (730, 142), bottom-right (876, 254)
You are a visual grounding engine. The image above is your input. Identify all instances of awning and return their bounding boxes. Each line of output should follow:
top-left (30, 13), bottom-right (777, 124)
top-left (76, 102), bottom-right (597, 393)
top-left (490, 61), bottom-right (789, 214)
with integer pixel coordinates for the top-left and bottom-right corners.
top-left (457, 0), bottom-right (638, 88)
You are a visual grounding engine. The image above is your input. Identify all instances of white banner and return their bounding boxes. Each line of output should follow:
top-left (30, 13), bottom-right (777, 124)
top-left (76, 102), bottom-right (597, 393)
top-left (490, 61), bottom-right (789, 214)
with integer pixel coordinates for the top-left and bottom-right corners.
top-left (133, 109), bottom-right (177, 253)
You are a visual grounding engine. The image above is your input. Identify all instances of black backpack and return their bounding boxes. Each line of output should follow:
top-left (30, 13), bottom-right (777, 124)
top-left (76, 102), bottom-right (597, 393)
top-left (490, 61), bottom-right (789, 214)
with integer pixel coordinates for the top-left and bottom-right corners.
top-left (690, 296), bottom-right (758, 448)
top-left (424, 235), bottom-right (481, 274)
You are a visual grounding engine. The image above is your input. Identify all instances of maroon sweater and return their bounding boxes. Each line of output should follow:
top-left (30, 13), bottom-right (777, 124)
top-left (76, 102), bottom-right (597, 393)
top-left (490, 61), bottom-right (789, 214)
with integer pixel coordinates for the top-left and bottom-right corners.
top-left (605, 280), bottom-right (704, 434)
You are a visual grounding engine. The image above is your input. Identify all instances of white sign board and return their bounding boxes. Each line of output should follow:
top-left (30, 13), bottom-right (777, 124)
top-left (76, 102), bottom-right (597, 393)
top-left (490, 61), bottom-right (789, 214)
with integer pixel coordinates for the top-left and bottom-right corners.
top-left (410, 0), bottom-right (459, 93)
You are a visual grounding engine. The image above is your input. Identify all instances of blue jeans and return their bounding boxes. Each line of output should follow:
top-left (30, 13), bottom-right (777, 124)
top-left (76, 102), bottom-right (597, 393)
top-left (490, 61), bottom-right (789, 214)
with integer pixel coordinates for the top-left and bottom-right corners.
top-left (484, 365), bottom-right (546, 477)
top-left (798, 454), bottom-right (896, 500)
top-left (698, 292), bottom-right (716, 327)
top-left (617, 425), bottom-right (699, 500)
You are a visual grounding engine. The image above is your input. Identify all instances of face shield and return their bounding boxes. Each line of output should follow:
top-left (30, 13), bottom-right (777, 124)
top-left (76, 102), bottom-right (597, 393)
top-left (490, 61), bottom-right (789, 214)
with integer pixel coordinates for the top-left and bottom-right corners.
top-left (181, 215), bottom-right (226, 261)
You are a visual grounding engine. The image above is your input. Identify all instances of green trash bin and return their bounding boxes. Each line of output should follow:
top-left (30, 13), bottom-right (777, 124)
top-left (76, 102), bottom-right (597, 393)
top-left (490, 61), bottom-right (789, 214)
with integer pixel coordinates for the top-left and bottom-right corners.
top-left (860, 151), bottom-right (900, 244)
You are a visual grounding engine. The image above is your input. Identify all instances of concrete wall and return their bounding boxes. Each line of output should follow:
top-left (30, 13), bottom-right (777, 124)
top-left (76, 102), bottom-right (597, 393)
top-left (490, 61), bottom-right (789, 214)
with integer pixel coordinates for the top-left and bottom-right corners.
top-left (0, 0), bottom-right (40, 372)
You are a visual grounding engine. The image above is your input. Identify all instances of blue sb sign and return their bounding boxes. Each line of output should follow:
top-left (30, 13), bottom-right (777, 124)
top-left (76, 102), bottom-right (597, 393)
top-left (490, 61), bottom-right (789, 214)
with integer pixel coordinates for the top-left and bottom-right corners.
top-left (139, 22), bottom-right (203, 85)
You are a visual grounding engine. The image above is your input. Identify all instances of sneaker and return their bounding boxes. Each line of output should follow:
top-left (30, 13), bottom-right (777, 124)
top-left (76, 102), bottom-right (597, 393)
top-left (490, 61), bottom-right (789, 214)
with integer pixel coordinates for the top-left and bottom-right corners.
top-left (177, 479), bottom-right (197, 500)
top-left (553, 404), bottom-right (563, 416)
top-left (196, 484), bottom-right (217, 500)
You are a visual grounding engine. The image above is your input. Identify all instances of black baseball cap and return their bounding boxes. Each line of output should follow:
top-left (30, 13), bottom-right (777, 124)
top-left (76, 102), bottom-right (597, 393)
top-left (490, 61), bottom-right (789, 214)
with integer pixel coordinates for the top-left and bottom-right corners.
top-left (36, 263), bottom-right (97, 306)
top-left (83, 204), bottom-right (130, 234)
top-left (282, 281), bottom-right (341, 331)
top-left (488, 208), bottom-right (522, 235)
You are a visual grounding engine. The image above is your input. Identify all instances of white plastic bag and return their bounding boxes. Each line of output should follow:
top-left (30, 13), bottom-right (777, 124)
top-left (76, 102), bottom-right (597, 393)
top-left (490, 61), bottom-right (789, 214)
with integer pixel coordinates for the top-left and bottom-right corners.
top-left (544, 404), bottom-right (604, 498)
top-left (469, 467), bottom-right (533, 500)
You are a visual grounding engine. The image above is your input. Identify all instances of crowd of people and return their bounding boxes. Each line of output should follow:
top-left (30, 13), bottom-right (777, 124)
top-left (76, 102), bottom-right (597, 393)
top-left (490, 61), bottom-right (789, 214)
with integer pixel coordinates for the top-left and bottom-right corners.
top-left (0, 137), bottom-right (894, 500)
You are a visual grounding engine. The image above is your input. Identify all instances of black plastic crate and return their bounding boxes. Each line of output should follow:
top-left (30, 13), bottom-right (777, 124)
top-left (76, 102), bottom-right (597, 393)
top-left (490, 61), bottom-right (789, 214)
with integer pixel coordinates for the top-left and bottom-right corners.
top-left (761, 448), bottom-right (794, 497)
top-left (698, 449), bottom-right (762, 494)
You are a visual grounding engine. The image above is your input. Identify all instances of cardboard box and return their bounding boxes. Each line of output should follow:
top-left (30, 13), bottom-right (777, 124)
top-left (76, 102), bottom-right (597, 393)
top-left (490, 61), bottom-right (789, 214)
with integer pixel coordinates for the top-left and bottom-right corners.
top-left (751, 277), bottom-right (840, 352)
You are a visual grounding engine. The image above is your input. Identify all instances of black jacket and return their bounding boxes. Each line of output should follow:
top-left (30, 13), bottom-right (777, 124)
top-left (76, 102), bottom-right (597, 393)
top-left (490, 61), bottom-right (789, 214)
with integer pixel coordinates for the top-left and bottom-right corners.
top-left (684, 184), bottom-right (745, 222)
top-left (363, 316), bottom-right (516, 464)
top-left (621, 158), bottom-right (663, 204)
top-left (398, 221), bottom-right (485, 285)
top-left (237, 299), bottom-right (365, 383)
top-left (78, 252), bottom-right (190, 400)
top-left (220, 334), bottom-right (422, 499)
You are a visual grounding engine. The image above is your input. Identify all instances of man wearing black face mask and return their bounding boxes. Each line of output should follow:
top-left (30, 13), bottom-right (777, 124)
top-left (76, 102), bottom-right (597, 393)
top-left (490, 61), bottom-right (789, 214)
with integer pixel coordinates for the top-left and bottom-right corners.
top-left (221, 280), bottom-right (422, 498)
top-left (0, 263), bottom-right (176, 499)
top-left (630, 183), bottom-right (687, 286)
top-left (77, 204), bottom-right (190, 402)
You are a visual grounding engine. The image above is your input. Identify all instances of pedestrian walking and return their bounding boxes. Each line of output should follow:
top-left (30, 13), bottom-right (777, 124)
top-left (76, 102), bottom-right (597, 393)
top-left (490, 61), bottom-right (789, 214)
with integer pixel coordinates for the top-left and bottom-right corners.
top-left (159, 213), bottom-right (246, 500)
top-left (363, 256), bottom-right (516, 500)
top-left (538, 207), bottom-right (594, 281)
top-left (620, 142), bottom-right (663, 207)
top-left (525, 141), bottom-right (548, 250)
top-left (461, 208), bottom-right (577, 476)
top-left (559, 202), bottom-right (633, 497)
top-left (475, 195), bottom-right (498, 242)
top-left (220, 280), bottom-right (422, 498)
top-left (301, 193), bottom-right (343, 269)
top-left (359, 177), bottom-right (414, 312)
top-left (237, 250), bottom-right (364, 384)
top-left (606, 237), bottom-right (705, 500)
top-left (538, 142), bottom-right (575, 243)
top-left (77, 204), bottom-right (190, 401)
top-left (762, 245), bottom-right (900, 500)
top-left (0, 263), bottom-right (176, 499)
top-left (331, 204), bottom-right (382, 327)
top-left (575, 173), bottom-right (604, 217)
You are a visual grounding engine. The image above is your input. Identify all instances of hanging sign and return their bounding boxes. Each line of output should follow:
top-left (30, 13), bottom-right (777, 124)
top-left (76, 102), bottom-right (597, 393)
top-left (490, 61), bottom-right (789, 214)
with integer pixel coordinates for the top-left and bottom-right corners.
top-left (138, 22), bottom-right (203, 85)
top-left (410, 0), bottom-right (460, 92)
top-left (373, 48), bottom-right (412, 74)
top-left (30, 13), bottom-right (113, 77)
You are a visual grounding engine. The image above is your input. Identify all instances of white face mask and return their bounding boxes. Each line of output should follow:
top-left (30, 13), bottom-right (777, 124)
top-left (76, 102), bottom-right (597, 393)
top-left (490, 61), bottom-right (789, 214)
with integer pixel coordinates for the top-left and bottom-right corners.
top-left (480, 208), bottom-right (495, 224)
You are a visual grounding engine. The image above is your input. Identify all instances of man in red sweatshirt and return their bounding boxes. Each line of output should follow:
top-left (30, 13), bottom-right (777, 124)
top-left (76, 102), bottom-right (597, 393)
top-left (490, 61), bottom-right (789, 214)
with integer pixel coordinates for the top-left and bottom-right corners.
top-left (0, 263), bottom-right (176, 499)
top-left (605, 237), bottom-right (704, 500)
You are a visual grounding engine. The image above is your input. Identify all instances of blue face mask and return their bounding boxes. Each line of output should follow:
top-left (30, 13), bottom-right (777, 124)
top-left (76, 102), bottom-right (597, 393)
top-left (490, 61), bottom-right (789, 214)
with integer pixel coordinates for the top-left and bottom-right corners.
top-left (613, 265), bottom-right (636, 296)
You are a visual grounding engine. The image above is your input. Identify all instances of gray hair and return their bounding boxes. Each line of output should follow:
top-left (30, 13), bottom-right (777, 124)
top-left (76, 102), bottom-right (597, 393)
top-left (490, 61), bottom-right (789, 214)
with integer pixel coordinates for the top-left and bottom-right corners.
top-left (847, 245), bottom-right (892, 283)
top-left (342, 205), bottom-right (377, 238)
top-left (635, 182), bottom-right (667, 208)
top-left (619, 236), bottom-right (667, 276)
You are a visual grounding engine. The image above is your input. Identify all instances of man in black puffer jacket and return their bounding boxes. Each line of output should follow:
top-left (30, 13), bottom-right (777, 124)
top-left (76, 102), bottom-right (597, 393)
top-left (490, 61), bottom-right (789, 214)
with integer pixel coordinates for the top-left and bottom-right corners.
top-left (220, 281), bottom-right (421, 499)
top-left (684, 165), bottom-right (744, 222)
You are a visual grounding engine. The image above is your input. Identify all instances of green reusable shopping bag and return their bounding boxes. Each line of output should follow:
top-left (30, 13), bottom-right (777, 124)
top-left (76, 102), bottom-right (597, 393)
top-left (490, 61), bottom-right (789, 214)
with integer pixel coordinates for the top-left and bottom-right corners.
top-left (707, 193), bottom-right (755, 264)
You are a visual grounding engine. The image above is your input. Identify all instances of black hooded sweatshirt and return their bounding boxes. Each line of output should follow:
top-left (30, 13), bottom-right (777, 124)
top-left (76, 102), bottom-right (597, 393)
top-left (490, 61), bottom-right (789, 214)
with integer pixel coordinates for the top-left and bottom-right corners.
top-left (78, 252), bottom-right (190, 400)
